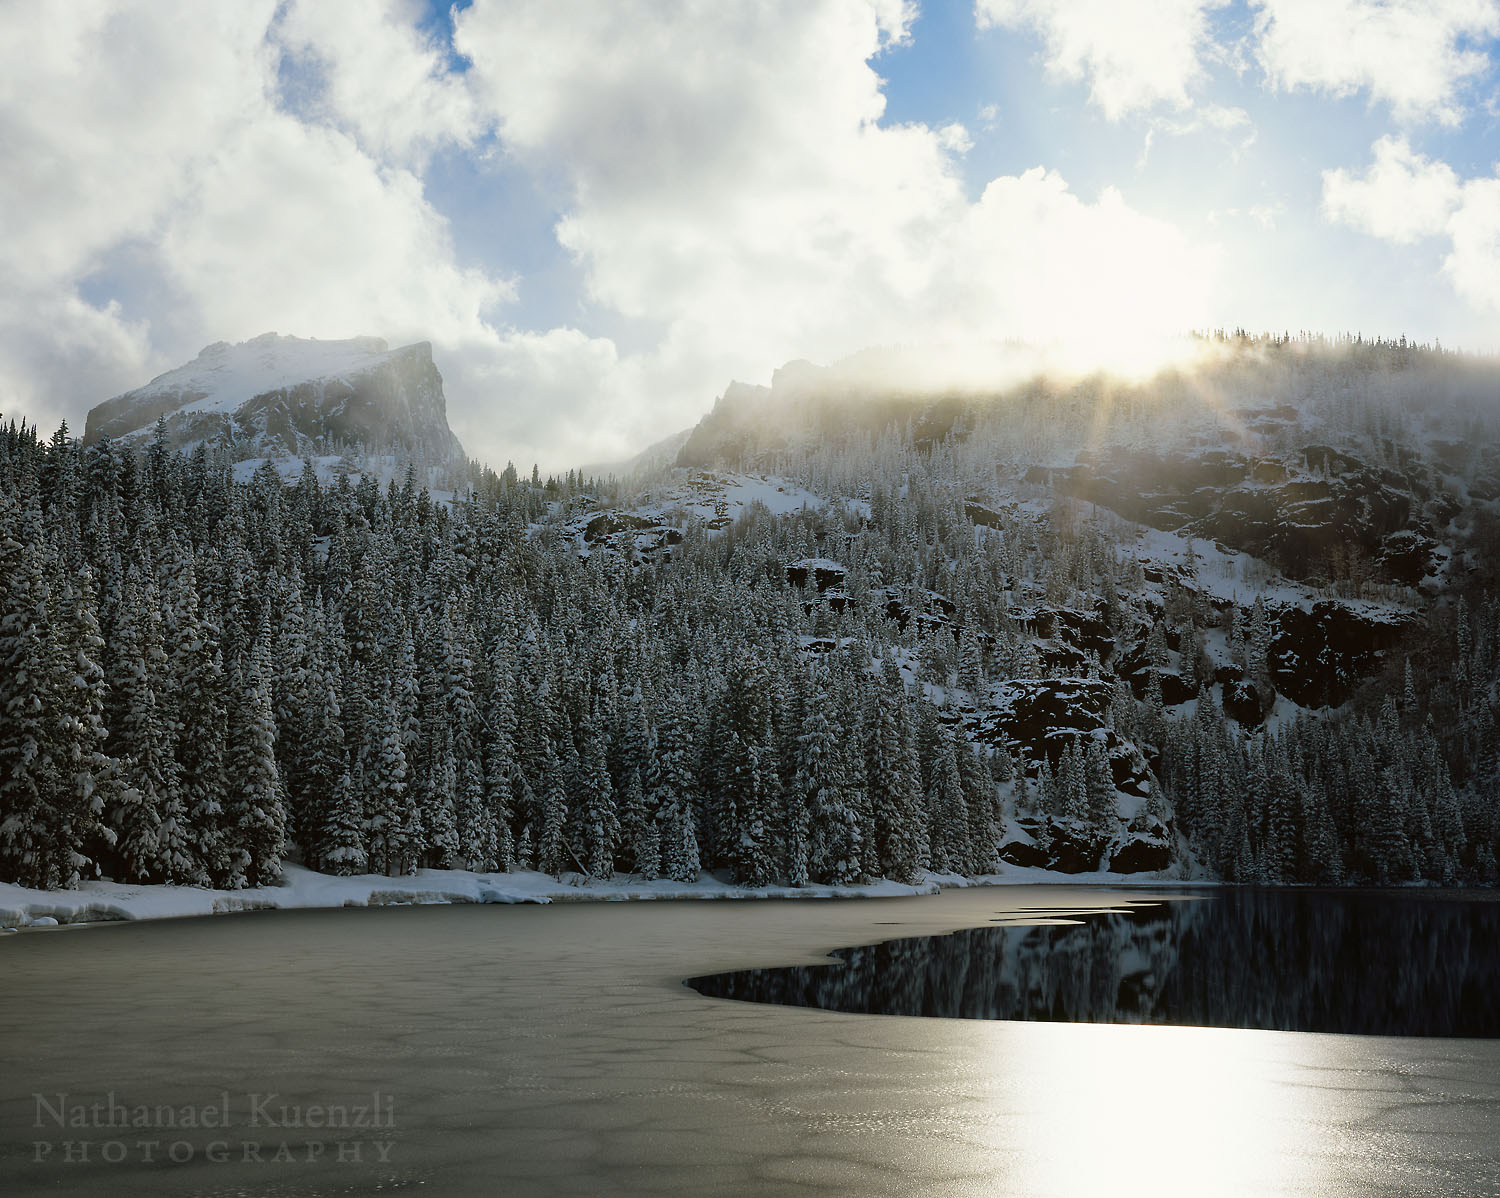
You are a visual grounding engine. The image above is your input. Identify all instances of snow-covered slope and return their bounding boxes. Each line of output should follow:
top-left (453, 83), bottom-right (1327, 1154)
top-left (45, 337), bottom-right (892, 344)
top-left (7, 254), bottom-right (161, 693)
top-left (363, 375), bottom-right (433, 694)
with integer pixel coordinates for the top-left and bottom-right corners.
top-left (84, 332), bottom-right (465, 465)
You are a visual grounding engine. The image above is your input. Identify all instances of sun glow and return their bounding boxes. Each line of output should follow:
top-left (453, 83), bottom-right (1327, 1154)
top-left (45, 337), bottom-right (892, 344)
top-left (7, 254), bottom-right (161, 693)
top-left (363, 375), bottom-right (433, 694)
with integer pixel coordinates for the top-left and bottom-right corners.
top-left (991, 1021), bottom-right (1321, 1198)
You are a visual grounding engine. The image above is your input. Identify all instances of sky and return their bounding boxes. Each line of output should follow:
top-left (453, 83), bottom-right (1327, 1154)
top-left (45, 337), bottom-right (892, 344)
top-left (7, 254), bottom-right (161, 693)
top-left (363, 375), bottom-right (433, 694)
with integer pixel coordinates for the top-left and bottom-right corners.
top-left (2, 0), bottom-right (1499, 472)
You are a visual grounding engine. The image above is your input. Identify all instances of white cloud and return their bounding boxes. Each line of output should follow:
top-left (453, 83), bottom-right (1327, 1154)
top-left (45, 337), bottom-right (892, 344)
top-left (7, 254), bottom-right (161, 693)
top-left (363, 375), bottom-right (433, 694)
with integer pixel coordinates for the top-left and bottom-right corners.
top-left (448, 0), bottom-right (1215, 456)
top-left (1322, 136), bottom-right (1462, 242)
top-left (1324, 138), bottom-right (1500, 312)
top-left (156, 116), bottom-right (510, 346)
top-left (942, 170), bottom-right (1211, 353)
top-left (1248, 203), bottom-right (1284, 230)
top-left (1143, 104), bottom-right (1256, 167)
top-left (1441, 177), bottom-right (1500, 310)
top-left (937, 122), bottom-right (974, 153)
top-left (0, 2), bottom-right (277, 428)
top-left (0, 2), bottom-right (278, 289)
top-left (0, 0), bottom-right (514, 449)
top-left (274, 0), bottom-right (480, 166)
top-left (0, 293), bottom-right (152, 437)
top-left (1253, 0), bottom-right (1500, 125)
top-left (445, 329), bottom-right (649, 471)
top-left (0, 0), bottom-right (1218, 469)
top-left (976, 0), bottom-right (1229, 119)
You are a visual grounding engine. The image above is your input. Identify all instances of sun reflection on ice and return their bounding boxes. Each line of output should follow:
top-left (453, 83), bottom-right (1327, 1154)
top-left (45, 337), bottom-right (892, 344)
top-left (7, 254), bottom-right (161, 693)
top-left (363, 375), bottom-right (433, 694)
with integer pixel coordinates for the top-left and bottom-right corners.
top-left (991, 1022), bottom-right (1324, 1198)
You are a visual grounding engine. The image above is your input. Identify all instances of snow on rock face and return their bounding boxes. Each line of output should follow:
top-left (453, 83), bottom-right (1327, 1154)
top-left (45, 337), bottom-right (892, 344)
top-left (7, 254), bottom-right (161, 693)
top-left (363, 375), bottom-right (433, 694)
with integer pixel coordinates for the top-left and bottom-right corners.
top-left (968, 678), bottom-right (1151, 796)
top-left (83, 333), bottom-right (464, 465)
top-left (787, 558), bottom-right (847, 590)
top-left (1008, 603), bottom-right (1115, 661)
top-left (1033, 442), bottom-right (1450, 585)
top-left (997, 814), bottom-right (1171, 874)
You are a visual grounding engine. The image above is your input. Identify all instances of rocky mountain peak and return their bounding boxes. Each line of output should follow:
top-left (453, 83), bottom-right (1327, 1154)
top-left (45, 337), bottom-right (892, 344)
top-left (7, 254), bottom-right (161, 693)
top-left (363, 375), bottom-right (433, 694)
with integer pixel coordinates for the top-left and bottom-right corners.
top-left (83, 332), bottom-right (464, 466)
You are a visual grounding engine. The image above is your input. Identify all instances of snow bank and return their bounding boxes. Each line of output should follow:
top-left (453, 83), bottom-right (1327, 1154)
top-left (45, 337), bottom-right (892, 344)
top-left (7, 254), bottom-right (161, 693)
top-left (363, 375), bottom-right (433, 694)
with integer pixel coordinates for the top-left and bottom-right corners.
top-left (0, 862), bottom-right (1200, 931)
top-left (0, 865), bottom-right (936, 931)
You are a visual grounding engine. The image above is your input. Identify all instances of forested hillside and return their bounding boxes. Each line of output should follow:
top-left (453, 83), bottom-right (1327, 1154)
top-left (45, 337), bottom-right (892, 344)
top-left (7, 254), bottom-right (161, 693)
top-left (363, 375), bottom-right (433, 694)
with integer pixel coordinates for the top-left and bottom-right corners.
top-left (2, 334), bottom-right (1498, 893)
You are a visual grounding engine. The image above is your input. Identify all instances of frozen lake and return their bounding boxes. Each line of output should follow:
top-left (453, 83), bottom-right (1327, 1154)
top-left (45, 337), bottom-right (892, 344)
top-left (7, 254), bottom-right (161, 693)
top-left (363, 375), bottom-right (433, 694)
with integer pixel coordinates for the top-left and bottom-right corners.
top-left (3, 887), bottom-right (1500, 1196)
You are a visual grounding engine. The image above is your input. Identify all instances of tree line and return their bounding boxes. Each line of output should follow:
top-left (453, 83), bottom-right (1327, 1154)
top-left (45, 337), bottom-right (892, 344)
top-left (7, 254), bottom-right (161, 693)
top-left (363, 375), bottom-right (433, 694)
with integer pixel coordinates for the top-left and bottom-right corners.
top-left (1, 396), bottom-right (1497, 892)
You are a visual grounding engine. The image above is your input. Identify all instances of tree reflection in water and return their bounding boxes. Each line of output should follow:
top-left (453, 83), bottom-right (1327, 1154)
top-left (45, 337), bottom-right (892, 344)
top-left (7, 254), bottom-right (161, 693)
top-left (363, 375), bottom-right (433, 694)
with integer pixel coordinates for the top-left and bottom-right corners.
top-left (688, 891), bottom-right (1500, 1037)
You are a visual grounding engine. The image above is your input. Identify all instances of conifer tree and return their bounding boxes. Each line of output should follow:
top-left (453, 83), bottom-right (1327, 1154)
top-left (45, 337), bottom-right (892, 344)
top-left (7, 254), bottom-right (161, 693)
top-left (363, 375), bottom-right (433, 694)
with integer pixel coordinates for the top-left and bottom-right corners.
top-left (223, 641), bottom-right (287, 888)
top-left (0, 503), bottom-right (64, 887)
top-left (456, 758), bottom-right (499, 871)
top-left (364, 690), bottom-right (410, 876)
top-left (107, 563), bottom-right (180, 881)
top-left (617, 767), bottom-right (649, 875)
top-left (536, 744), bottom-right (571, 876)
top-left (865, 657), bottom-right (924, 882)
top-left (928, 733), bottom-right (970, 874)
top-left (425, 727), bottom-right (462, 869)
top-left (651, 695), bottom-right (700, 883)
top-left (635, 817), bottom-right (662, 881)
top-left (577, 714), bottom-right (618, 879)
top-left (1083, 737), bottom-right (1116, 836)
top-left (322, 764), bottom-right (368, 876)
top-left (797, 686), bottom-right (860, 884)
top-left (297, 660), bottom-right (345, 866)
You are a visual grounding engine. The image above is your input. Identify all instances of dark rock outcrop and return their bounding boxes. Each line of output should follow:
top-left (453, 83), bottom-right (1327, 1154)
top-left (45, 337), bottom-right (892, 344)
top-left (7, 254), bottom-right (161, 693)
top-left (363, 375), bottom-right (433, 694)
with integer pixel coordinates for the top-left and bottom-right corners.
top-left (584, 512), bottom-right (657, 541)
top-left (1221, 679), bottom-right (1266, 727)
top-left (786, 559), bottom-right (847, 590)
top-left (996, 830), bottom-right (1049, 869)
top-left (1040, 443), bottom-right (1451, 584)
top-left (1001, 814), bottom-right (1171, 874)
top-left (1043, 820), bottom-right (1108, 873)
top-left (1107, 824), bottom-right (1173, 872)
top-left (577, 511), bottom-right (683, 559)
top-left (1267, 600), bottom-right (1419, 708)
top-left (967, 679), bottom-right (1151, 796)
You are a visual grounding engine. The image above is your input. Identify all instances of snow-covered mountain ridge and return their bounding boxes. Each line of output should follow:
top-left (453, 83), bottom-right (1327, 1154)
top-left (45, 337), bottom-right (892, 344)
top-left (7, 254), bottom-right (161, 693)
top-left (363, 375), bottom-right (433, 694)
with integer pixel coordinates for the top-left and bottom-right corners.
top-left (84, 332), bottom-right (465, 466)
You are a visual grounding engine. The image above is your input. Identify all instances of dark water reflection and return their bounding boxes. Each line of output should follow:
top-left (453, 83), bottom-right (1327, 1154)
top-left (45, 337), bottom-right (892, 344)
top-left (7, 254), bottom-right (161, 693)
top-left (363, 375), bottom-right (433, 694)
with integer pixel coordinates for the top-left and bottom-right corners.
top-left (688, 890), bottom-right (1500, 1037)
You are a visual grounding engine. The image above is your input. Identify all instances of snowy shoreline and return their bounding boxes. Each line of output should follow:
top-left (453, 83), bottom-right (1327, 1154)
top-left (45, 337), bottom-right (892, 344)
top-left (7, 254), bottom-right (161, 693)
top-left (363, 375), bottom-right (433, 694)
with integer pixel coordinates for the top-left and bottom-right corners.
top-left (0, 862), bottom-right (1201, 931)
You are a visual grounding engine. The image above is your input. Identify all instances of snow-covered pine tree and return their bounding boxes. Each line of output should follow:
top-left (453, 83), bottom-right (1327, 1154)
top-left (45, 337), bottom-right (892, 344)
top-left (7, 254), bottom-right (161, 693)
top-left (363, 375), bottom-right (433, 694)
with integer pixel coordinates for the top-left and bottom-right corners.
top-left (321, 763), bottom-right (368, 876)
top-left (296, 657), bottom-right (345, 867)
top-left (364, 688), bottom-right (409, 876)
top-left (536, 744), bottom-right (571, 877)
top-left (866, 657), bottom-right (925, 882)
top-left (635, 817), bottom-right (662, 881)
top-left (650, 695), bottom-right (700, 884)
top-left (456, 757), bottom-right (499, 872)
top-left (798, 675), bottom-right (864, 885)
top-left (957, 737), bottom-right (998, 873)
top-left (0, 500), bottom-right (62, 888)
top-left (46, 566), bottom-right (114, 888)
top-left (1083, 736), bottom-right (1116, 838)
top-left (577, 712), bottom-right (618, 879)
top-left (482, 636), bottom-right (519, 871)
top-left (928, 732), bottom-right (970, 875)
top-left (424, 726), bottom-right (462, 869)
top-left (106, 561), bottom-right (183, 882)
top-left (223, 637), bottom-right (287, 888)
